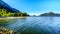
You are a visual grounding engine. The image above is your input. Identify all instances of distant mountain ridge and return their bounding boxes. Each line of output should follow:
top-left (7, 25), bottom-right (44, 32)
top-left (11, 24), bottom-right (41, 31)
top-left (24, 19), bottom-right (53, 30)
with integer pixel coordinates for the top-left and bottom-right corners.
top-left (0, 0), bottom-right (20, 13)
top-left (40, 12), bottom-right (60, 16)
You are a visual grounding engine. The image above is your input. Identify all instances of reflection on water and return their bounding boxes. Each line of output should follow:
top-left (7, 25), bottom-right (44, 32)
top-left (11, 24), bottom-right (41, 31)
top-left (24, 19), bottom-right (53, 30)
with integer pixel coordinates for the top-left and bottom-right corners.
top-left (0, 17), bottom-right (60, 34)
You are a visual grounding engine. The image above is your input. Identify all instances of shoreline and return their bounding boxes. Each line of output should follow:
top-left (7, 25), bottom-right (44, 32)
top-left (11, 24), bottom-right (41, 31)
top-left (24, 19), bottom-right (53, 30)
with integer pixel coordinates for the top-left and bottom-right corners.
top-left (0, 17), bottom-right (27, 19)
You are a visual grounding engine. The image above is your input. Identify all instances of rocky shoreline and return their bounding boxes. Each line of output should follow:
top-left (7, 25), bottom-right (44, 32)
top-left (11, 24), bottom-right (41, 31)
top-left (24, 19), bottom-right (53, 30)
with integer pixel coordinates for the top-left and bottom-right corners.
top-left (0, 27), bottom-right (18, 34)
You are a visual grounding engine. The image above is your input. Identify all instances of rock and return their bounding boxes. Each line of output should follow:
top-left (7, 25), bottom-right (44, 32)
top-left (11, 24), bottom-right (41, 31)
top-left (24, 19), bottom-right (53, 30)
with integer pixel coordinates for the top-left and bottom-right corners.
top-left (0, 27), bottom-right (15, 34)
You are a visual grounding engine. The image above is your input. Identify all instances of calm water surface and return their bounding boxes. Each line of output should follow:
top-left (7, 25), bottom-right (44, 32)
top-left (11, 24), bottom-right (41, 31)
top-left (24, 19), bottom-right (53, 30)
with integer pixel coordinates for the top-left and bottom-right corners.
top-left (0, 17), bottom-right (60, 34)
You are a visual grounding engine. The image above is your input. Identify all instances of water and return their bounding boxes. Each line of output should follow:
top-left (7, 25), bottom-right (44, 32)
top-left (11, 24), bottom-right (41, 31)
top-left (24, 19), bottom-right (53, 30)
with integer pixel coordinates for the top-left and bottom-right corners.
top-left (0, 17), bottom-right (60, 34)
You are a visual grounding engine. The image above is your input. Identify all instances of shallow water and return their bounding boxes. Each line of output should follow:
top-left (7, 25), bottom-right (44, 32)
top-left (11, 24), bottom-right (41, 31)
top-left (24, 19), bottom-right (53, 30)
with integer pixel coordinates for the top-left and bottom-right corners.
top-left (0, 17), bottom-right (60, 34)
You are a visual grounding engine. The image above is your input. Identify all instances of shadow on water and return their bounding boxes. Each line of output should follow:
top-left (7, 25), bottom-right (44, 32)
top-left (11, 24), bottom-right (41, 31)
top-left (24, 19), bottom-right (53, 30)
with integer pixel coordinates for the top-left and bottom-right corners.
top-left (6, 18), bottom-right (27, 29)
top-left (0, 18), bottom-right (25, 26)
top-left (0, 19), bottom-right (11, 27)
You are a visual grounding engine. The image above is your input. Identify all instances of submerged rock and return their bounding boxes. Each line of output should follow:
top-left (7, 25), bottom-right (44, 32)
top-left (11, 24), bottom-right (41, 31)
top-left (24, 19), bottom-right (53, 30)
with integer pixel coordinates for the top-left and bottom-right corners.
top-left (0, 27), bottom-right (16, 34)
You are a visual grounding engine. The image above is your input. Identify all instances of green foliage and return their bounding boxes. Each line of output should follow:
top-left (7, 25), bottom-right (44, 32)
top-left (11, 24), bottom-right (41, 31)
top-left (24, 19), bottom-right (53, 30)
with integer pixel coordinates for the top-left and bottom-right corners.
top-left (0, 8), bottom-right (7, 17)
top-left (0, 8), bottom-right (29, 17)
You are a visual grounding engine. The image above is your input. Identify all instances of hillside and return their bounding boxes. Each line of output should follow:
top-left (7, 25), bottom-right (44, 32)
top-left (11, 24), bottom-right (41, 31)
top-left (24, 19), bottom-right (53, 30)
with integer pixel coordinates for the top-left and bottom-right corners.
top-left (0, 0), bottom-right (20, 13)
top-left (0, 0), bottom-right (29, 17)
top-left (40, 12), bottom-right (60, 16)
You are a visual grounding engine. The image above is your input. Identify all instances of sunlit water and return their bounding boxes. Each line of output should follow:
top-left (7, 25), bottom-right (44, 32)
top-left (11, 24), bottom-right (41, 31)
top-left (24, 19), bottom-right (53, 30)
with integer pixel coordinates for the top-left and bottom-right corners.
top-left (0, 17), bottom-right (60, 34)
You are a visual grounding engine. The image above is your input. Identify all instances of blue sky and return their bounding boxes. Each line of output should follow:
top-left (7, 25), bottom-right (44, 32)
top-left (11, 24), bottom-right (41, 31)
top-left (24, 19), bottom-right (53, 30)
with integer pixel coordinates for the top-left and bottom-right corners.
top-left (2, 0), bottom-right (60, 15)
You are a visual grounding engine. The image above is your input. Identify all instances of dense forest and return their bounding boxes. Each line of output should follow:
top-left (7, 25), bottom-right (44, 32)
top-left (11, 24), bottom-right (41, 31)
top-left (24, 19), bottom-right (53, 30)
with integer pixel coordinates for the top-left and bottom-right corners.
top-left (0, 8), bottom-right (29, 17)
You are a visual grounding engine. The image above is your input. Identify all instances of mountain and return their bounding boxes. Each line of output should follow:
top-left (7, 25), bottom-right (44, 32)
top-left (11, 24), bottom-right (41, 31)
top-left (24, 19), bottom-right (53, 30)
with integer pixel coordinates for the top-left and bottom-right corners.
top-left (0, 0), bottom-right (20, 13)
top-left (40, 12), bottom-right (60, 16)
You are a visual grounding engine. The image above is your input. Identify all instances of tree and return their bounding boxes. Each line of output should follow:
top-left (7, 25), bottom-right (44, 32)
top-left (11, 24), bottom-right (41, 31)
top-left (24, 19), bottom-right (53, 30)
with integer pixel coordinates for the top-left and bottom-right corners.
top-left (0, 8), bottom-right (8, 17)
top-left (0, 8), bottom-right (29, 17)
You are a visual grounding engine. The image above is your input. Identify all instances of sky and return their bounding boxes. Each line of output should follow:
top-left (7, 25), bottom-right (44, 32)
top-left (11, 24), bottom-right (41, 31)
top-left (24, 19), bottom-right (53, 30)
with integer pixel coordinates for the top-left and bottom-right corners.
top-left (2, 0), bottom-right (60, 15)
